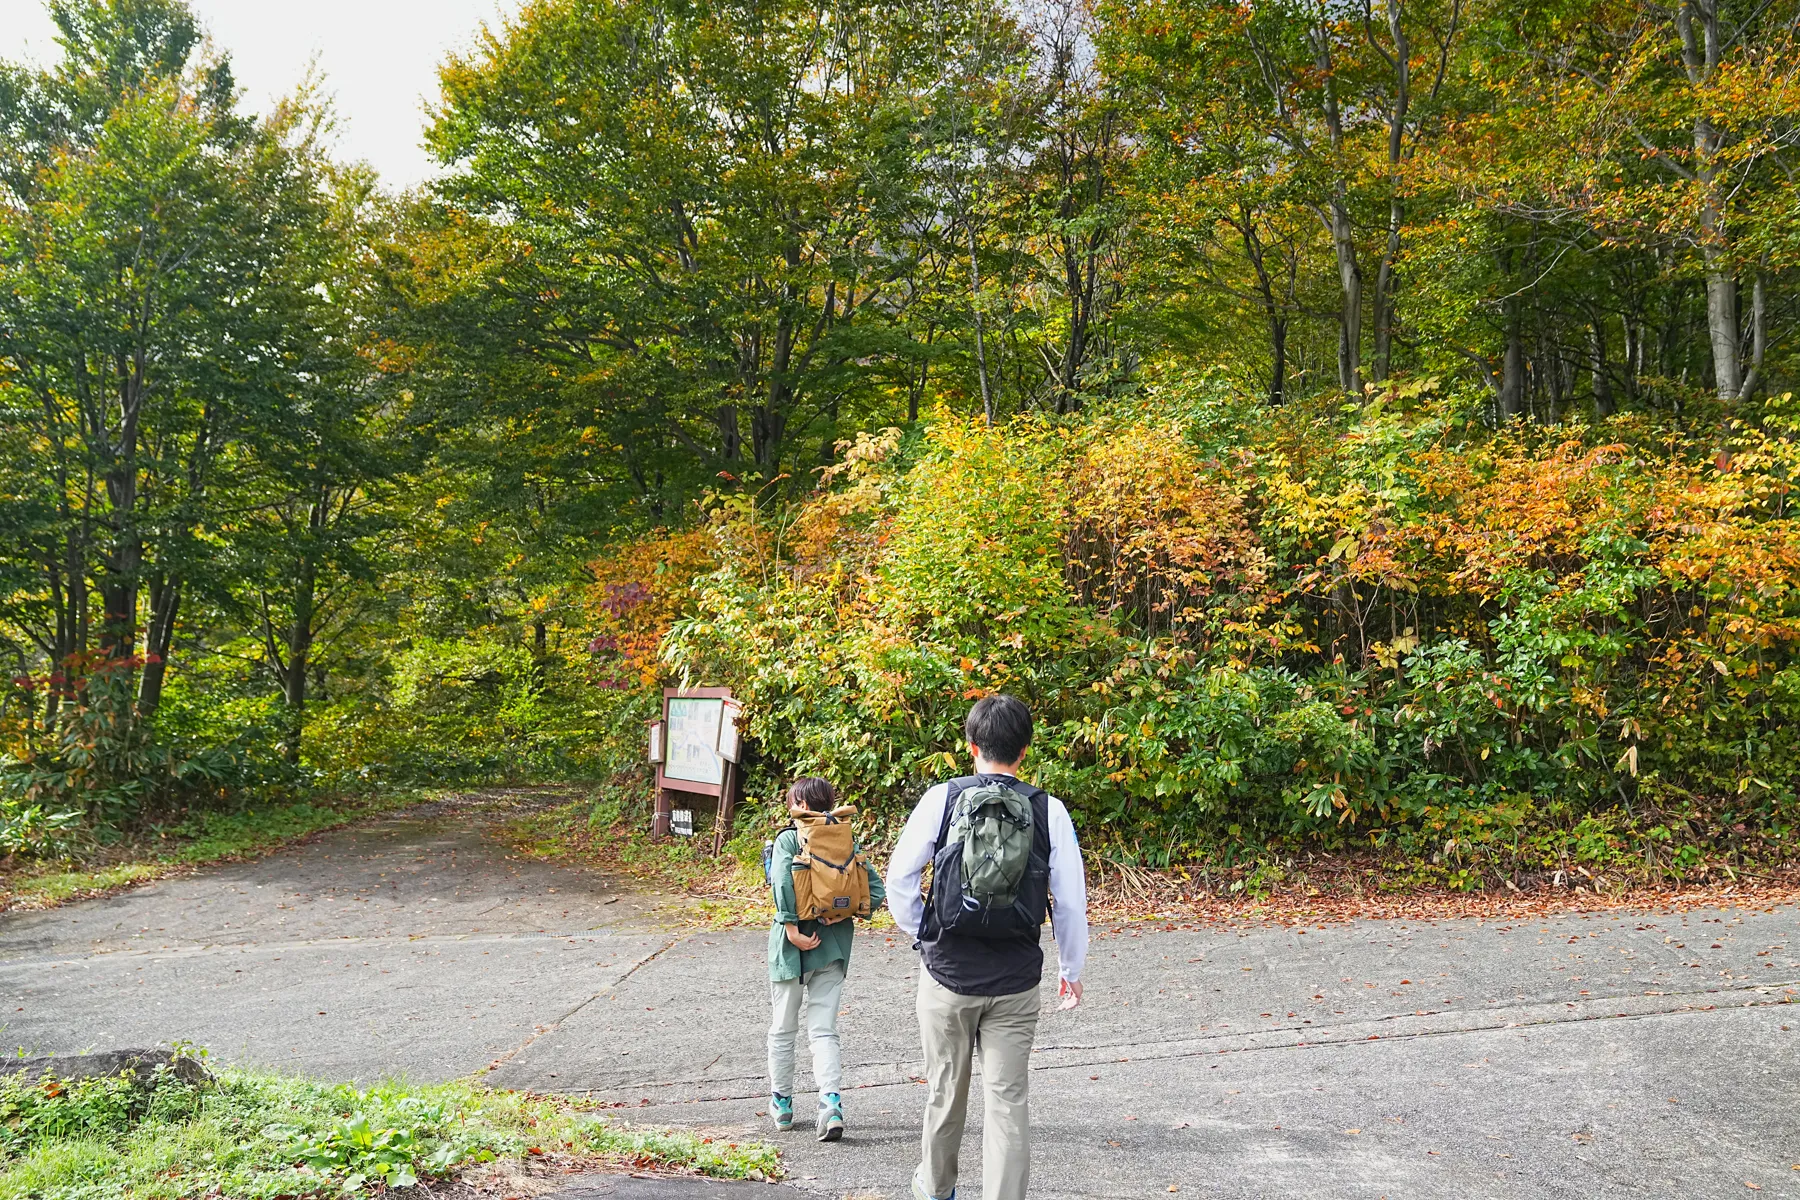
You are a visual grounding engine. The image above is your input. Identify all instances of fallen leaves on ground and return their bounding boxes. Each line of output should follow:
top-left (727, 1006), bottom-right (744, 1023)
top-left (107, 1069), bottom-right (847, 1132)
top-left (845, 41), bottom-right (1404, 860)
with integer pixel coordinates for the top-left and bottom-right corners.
top-left (1082, 859), bottom-right (1800, 928)
top-left (499, 794), bottom-right (1800, 931)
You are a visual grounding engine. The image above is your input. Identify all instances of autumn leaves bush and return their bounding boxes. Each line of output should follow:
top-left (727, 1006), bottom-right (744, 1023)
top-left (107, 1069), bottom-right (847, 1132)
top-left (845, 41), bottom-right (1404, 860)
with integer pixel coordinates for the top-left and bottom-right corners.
top-left (584, 382), bottom-right (1800, 885)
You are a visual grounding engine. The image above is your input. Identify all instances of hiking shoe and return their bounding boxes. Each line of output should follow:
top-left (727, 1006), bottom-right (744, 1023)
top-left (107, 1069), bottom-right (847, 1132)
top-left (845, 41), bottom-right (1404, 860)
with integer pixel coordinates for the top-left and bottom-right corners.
top-left (816, 1092), bottom-right (844, 1142)
top-left (770, 1092), bottom-right (793, 1132)
top-left (911, 1166), bottom-right (954, 1200)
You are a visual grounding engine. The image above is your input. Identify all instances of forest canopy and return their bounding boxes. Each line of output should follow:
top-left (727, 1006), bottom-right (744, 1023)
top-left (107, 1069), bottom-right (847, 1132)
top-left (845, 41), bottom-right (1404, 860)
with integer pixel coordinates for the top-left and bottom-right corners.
top-left (2, 0), bottom-right (1797, 886)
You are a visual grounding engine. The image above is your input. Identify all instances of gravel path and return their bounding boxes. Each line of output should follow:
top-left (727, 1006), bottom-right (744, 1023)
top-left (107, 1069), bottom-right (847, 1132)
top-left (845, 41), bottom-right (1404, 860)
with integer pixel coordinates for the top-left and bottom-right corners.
top-left (6, 791), bottom-right (1797, 1198)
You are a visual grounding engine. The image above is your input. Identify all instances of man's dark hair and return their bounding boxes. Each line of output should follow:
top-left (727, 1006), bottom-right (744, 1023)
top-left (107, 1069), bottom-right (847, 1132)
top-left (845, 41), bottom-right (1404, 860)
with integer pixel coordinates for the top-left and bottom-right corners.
top-left (965, 694), bottom-right (1032, 765)
top-left (788, 776), bottom-right (838, 813)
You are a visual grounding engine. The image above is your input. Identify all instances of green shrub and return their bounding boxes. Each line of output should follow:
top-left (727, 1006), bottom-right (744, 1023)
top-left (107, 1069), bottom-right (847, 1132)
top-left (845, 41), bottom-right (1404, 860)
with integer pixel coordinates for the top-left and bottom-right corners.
top-left (0, 658), bottom-right (291, 854)
top-left (652, 389), bottom-right (1800, 880)
top-left (0, 1064), bottom-right (781, 1199)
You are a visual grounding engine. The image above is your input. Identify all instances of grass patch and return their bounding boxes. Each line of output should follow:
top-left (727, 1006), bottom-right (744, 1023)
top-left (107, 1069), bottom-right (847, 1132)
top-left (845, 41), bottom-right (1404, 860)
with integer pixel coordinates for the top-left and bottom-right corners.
top-left (0, 1059), bottom-right (781, 1198)
top-left (0, 791), bottom-right (427, 912)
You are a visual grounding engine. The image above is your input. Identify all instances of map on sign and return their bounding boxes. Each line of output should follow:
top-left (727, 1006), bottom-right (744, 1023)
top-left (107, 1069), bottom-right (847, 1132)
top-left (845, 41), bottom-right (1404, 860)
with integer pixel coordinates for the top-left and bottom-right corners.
top-left (663, 697), bottom-right (725, 786)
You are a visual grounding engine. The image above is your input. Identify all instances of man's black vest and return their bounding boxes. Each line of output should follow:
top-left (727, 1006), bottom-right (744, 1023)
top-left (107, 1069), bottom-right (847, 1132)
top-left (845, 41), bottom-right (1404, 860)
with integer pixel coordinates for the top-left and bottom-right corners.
top-left (918, 774), bottom-right (1053, 997)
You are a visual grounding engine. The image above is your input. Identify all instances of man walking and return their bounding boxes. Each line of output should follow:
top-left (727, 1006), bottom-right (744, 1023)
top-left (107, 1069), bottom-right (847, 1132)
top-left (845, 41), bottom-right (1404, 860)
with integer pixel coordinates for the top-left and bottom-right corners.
top-left (887, 694), bottom-right (1089, 1200)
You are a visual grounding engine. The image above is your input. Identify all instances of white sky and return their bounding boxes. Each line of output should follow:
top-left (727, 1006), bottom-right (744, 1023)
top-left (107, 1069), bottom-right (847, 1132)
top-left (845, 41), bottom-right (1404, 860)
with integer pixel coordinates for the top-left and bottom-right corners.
top-left (0, 0), bottom-right (521, 188)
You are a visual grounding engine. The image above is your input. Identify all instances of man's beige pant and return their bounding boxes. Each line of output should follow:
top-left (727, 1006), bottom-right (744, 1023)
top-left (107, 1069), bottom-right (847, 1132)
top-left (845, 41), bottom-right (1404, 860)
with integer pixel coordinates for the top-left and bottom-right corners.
top-left (916, 970), bottom-right (1041, 1200)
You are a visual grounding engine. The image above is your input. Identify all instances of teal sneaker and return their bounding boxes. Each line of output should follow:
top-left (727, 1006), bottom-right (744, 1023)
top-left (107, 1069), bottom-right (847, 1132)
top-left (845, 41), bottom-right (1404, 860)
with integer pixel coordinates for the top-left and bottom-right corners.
top-left (816, 1092), bottom-right (844, 1142)
top-left (911, 1166), bottom-right (954, 1200)
top-left (770, 1092), bottom-right (793, 1132)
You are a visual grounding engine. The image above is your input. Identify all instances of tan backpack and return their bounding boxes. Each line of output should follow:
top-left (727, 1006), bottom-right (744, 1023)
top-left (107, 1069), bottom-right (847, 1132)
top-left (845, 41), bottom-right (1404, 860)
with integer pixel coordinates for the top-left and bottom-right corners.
top-left (790, 805), bottom-right (872, 924)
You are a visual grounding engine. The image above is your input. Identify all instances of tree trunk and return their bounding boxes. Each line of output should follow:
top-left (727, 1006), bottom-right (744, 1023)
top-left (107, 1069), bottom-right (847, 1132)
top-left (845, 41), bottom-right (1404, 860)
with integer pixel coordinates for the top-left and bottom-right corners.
top-left (136, 574), bottom-right (180, 716)
top-left (757, 299), bottom-right (796, 470)
top-left (1738, 269), bottom-right (1765, 400)
top-left (1372, 0), bottom-right (1411, 383)
top-left (1622, 313), bottom-right (1641, 405)
top-left (98, 460), bottom-right (139, 663)
top-left (1328, 205), bottom-right (1362, 395)
top-left (97, 350), bottom-right (146, 666)
top-left (1680, 0), bottom-right (1740, 402)
top-left (908, 326), bottom-right (934, 424)
top-left (531, 617), bottom-right (548, 687)
top-left (716, 403), bottom-right (741, 462)
top-left (967, 220), bottom-right (993, 425)
top-left (1590, 322), bottom-right (1614, 417)
top-left (1701, 247), bottom-right (1740, 399)
top-left (1240, 213), bottom-right (1289, 407)
top-left (280, 556), bottom-right (316, 764)
top-left (1270, 318), bottom-right (1288, 406)
top-left (1313, 15), bottom-right (1362, 395)
top-left (1373, 202), bottom-right (1400, 385)
top-left (1498, 305), bottom-right (1525, 420)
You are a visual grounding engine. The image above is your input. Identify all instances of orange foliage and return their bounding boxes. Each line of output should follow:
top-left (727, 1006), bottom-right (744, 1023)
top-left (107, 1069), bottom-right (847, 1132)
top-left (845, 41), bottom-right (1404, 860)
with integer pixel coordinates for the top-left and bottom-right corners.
top-left (786, 427), bottom-right (901, 589)
top-left (586, 530), bottom-right (719, 684)
top-left (1412, 439), bottom-right (1650, 598)
top-left (1062, 425), bottom-right (1277, 657)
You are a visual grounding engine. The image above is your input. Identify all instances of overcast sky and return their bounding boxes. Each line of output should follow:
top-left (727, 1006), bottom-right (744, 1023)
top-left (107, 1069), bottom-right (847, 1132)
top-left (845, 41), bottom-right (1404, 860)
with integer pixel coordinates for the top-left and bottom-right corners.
top-left (0, 0), bottom-right (522, 188)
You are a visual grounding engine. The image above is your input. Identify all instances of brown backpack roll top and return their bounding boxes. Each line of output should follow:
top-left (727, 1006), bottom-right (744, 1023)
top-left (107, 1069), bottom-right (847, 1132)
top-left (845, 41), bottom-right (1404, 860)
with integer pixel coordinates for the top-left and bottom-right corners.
top-left (790, 805), bottom-right (872, 923)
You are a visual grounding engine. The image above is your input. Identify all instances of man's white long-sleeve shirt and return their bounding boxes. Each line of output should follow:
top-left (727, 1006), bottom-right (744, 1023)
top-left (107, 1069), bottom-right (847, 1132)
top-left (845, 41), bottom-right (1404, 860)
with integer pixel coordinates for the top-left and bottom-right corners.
top-left (885, 778), bottom-right (1090, 983)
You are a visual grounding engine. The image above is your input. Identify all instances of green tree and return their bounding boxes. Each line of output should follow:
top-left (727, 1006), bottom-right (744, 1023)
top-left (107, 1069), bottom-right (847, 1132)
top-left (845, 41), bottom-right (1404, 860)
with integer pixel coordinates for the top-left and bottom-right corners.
top-left (228, 173), bottom-right (403, 759)
top-left (420, 0), bottom-right (959, 495)
top-left (0, 0), bottom-right (365, 724)
top-left (1104, 0), bottom-right (1469, 395)
top-left (1485, 0), bottom-right (1798, 403)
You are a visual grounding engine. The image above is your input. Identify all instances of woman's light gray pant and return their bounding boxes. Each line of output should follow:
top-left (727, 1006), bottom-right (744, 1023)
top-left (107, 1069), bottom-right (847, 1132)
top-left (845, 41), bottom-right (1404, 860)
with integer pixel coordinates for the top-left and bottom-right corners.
top-left (767, 959), bottom-right (846, 1097)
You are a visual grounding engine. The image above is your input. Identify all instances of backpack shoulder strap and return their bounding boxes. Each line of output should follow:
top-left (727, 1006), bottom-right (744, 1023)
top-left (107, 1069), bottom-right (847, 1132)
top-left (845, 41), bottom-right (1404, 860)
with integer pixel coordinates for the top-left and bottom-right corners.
top-left (1003, 777), bottom-right (1047, 804)
top-left (934, 777), bottom-right (981, 846)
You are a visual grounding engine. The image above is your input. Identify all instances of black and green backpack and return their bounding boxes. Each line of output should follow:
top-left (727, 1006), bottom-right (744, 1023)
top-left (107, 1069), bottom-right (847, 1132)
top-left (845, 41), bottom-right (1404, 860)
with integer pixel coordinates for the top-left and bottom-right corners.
top-left (923, 775), bottom-right (1051, 940)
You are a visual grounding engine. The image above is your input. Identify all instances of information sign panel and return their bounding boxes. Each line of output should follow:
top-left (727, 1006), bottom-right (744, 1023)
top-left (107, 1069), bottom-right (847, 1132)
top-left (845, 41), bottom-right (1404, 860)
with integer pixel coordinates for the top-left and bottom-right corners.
top-left (664, 697), bottom-right (725, 787)
top-left (654, 687), bottom-right (736, 841)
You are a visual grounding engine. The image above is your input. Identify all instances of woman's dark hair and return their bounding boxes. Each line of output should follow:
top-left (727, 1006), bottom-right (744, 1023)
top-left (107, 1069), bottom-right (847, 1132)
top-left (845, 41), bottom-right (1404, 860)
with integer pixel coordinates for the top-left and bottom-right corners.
top-left (788, 776), bottom-right (837, 813)
top-left (965, 693), bottom-right (1032, 765)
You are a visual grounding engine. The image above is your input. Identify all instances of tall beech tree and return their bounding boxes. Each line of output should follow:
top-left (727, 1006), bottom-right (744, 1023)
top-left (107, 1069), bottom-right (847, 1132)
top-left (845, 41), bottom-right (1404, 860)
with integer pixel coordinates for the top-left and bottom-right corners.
top-left (1501, 0), bottom-right (1799, 403)
top-left (1104, 0), bottom-right (1466, 397)
top-left (421, 0), bottom-right (962, 491)
top-left (0, 0), bottom-right (365, 720)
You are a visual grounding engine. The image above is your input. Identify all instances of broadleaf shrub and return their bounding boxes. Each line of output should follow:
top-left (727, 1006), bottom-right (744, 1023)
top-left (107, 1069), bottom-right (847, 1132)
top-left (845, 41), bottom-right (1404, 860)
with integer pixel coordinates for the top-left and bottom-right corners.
top-left (632, 385), bottom-right (1800, 881)
top-left (0, 656), bottom-right (287, 853)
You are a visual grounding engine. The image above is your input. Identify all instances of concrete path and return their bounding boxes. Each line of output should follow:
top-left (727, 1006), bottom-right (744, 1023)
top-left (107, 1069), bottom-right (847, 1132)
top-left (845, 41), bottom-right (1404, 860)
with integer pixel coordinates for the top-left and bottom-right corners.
top-left (6, 792), bottom-right (1798, 1198)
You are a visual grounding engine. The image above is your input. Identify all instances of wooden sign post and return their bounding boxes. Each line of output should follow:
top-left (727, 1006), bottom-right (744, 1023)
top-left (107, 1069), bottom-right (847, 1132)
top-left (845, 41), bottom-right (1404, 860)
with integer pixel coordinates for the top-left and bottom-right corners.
top-left (651, 687), bottom-right (739, 848)
top-left (645, 717), bottom-right (668, 837)
top-left (712, 698), bottom-right (744, 857)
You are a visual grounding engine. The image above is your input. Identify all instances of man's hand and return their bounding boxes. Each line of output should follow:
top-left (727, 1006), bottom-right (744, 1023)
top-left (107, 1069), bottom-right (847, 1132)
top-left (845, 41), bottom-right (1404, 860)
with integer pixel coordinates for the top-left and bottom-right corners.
top-left (1058, 977), bottom-right (1083, 1010)
top-left (785, 923), bottom-right (821, 951)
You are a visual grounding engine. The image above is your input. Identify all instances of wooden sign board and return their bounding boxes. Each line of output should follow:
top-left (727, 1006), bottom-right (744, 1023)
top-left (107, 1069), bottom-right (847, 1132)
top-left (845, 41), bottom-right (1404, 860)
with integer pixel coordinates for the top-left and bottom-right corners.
top-left (654, 687), bottom-right (737, 842)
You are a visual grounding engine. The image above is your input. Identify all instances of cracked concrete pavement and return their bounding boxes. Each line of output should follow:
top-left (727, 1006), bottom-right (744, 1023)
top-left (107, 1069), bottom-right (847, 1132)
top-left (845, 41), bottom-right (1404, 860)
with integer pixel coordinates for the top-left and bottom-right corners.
top-left (5, 791), bottom-right (1798, 1197)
